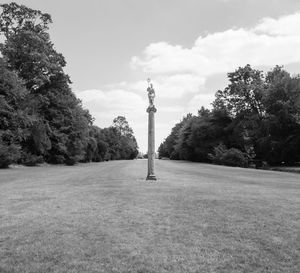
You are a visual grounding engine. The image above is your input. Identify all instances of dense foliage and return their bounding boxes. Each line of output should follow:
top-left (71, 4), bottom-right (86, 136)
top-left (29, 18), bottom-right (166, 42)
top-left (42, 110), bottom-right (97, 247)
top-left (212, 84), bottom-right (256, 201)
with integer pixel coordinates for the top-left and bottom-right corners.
top-left (0, 2), bottom-right (138, 168)
top-left (159, 65), bottom-right (300, 167)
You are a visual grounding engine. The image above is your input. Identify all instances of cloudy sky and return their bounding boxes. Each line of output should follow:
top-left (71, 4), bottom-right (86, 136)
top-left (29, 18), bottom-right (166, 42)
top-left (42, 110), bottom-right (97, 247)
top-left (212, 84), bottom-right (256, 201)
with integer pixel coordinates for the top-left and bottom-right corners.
top-left (7, 0), bottom-right (300, 152)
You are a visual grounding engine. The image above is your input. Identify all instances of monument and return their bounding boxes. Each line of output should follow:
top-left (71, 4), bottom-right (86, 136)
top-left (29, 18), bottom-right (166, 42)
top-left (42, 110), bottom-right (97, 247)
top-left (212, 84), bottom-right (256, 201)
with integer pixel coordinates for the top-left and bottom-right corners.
top-left (146, 78), bottom-right (157, 181)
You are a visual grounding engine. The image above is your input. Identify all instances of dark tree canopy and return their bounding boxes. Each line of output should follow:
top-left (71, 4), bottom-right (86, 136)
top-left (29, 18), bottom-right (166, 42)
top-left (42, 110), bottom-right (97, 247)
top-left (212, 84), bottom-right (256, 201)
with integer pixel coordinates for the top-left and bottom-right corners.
top-left (0, 2), bottom-right (52, 37)
top-left (0, 3), bottom-right (139, 167)
top-left (159, 65), bottom-right (300, 167)
top-left (113, 116), bottom-right (134, 137)
top-left (213, 64), bottom-right (266, 118)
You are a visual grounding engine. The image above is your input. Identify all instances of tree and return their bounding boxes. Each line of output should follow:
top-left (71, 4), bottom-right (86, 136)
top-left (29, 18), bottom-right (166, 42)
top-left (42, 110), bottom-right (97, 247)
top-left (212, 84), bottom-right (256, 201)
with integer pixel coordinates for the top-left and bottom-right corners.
top-left (0, 2), bottom-right (93, 165)
top-left (213, 64), bottom-right (265, 118)
top-left (0, 3), bottom-right (141, 167)
top-left (257, 66), bottom-right (300, 165)
top-left (0, 57), bottom-right (26, 167)
top-left (112, 116), bottom-right (138, 159)
top-left (208, 144), bottom-right (249, 167)
top-left (112, 116), bottom-right (134, 137)
top-left (0, 58), bottom-right (27, 139)
top-left (0, 2), bottom-right (63, 91)
top-left (158, 114), bottom-right (193, 159)
top-left (83, 117), bottom-right (139, 162)
top-left (160, 65), bottom-right (300, 167)
top-left (212, 65), bottom-right (266, 164)
top-left (0, 2), bottom-right (51, 36)
top-left (174, 109), bottom-right (233, 162)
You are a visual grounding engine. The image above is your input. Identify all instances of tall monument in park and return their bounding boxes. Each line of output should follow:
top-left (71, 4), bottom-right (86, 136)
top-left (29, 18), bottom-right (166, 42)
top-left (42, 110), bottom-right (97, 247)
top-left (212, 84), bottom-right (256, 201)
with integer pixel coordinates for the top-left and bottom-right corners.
top-left (146, 79), bottom-right (157, 181)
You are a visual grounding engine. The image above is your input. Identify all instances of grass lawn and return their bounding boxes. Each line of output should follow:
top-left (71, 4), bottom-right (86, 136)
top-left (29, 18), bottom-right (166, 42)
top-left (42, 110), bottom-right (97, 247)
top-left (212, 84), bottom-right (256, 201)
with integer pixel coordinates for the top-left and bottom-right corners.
top-left (0, 160), bottom-right (299, 273)
top-left (269, 166), bottom-right (300, 174)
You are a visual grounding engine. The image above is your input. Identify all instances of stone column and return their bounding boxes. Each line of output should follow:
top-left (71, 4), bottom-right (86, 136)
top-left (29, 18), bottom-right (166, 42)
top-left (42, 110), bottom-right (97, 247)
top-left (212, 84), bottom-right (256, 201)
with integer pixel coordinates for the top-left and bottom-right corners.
top-left (147, 105), bottom-right (157, 180)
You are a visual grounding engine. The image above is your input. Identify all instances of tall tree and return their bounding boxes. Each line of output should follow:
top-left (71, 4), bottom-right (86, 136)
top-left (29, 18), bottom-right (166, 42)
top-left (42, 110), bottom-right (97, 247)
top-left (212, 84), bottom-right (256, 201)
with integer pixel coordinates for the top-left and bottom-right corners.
top-left (257, 66), bottom-right (300, 164)
top-left (160, 65), bottom-right (300, 167)
top-left (0, 57), bottom-right (26, 167)
top-left (0, 2), bottom-right (92, 164)
top-left (213, 65), bottom-right (267, 162)
top-left (0, 2), bottom-right (64, 91)
top-left (112, 116), bottom-right (134, 137)
top-left (112, 116), bottom-right (138, 159)
top-left (213, 64), bottom-right (266, 118)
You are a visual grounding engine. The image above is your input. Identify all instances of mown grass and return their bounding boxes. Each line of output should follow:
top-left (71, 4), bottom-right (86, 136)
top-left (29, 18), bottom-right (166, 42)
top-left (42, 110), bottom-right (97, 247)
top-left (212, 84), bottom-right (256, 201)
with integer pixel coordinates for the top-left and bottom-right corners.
top-left (0, 160), bottom-right (299, 273)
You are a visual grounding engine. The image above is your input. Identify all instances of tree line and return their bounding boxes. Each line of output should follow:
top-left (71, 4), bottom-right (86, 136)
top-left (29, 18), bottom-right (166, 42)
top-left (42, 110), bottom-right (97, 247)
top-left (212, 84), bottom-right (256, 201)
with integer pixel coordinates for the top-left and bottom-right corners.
top-left (0, 2), bottom-right (138, 168)
top-left (159, 64), bottom-right (300, 167)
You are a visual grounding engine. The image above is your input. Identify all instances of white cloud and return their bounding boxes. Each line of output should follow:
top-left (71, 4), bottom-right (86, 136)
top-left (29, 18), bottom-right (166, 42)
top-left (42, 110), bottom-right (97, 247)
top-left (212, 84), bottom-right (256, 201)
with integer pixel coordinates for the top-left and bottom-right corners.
top-left (106, 75), bottom-right (205, 99)
top-left (77, 12), bottom-right (300, 152)
top-left (131, 12), bottom-right (300, 79)
top-left (131, 12), bottom-right (300, 148)
top-left (255, 13), bottom-right (300, 36)
top-left (153, 74), bottom-right (205, 98)
top-left (77, 89), bottom-right (146, 122)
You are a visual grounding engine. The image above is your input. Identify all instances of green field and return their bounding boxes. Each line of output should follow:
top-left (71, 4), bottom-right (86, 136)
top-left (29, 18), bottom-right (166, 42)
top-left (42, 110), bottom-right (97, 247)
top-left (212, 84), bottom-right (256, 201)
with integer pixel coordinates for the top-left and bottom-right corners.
top-left (0, 160), bottom-right (299, 273)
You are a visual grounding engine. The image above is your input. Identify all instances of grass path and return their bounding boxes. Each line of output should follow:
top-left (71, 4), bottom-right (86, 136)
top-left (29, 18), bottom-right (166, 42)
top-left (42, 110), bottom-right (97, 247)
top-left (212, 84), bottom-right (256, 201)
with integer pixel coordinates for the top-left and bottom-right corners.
top-left (0, 160), bottom-right (299, 273)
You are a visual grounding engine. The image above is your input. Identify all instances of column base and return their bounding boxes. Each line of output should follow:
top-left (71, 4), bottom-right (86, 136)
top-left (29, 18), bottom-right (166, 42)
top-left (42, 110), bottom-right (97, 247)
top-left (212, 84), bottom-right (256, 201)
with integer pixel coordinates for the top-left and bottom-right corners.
top-left (146, 174), bottom-right (157, 181)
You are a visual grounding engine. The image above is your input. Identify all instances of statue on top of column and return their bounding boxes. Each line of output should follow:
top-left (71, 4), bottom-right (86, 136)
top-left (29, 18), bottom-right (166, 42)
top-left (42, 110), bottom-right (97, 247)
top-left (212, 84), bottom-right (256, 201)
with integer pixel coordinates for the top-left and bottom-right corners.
top-left (147, 78), bottom-right (155, 106)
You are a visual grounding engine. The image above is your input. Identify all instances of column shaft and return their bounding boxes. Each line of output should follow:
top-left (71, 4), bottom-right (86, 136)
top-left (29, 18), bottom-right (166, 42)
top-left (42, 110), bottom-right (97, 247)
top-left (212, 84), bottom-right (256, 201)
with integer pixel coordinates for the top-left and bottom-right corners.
top-left (147, 109), bottom-right (156, 180)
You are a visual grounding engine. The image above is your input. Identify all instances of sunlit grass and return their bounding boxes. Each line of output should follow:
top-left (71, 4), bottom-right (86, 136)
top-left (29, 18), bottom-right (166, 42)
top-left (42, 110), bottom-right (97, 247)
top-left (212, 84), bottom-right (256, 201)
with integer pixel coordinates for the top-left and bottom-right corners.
top-left (0, 160), bottom-right (299, 272)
